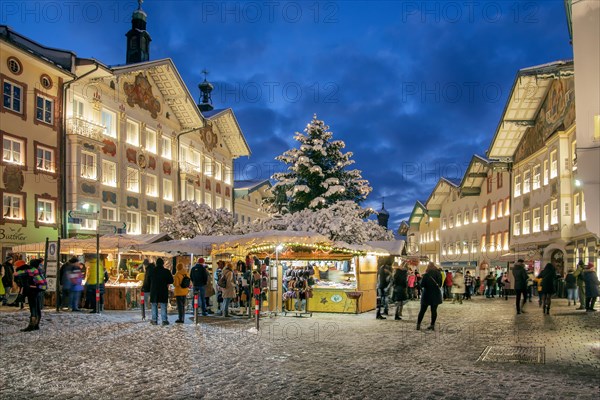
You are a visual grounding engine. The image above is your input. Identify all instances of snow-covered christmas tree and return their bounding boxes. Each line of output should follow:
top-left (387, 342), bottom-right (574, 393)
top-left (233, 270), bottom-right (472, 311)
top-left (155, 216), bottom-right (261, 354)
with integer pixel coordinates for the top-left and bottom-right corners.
top-left (266, 115), bottom-right (372, 214)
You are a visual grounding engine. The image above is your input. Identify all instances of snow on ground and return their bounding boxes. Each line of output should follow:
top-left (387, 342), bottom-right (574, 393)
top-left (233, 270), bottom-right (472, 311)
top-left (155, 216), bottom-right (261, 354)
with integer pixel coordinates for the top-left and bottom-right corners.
top-left (1, 297), bottom-right (599, 399)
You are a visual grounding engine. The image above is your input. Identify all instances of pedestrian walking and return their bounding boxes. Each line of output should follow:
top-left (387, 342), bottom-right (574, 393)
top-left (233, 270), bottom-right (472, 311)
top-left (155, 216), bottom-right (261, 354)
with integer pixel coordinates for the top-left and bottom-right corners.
top-left (205, 264), bottom-right (215, 313)
top-left (512, 259), bottom-right (528, 314)
top-left (141, 260), bottom-right (154, 308)
top-left (407, 269), bottom-right (416, 300)
top-left (415, 272), bottom-right (422, 299)
top-left (416, 262), bottom-right (443, 331)
top-left (565, 268), bottom-right (577, 306)
top-left (1, 255), bottom-right (15, 305)
top-left (443, 270), bottom-right (453, 300)
top-left (583, 263), bottom-right (599, 312)
top-left (376, 264), bottom-right (392, 319)
top-left (190, 257), bottom-right (209, 317)
top-left (220, 262), bottom-right (236, 317)
top-left (538, 262), bottom-right (556, 315)
top-left (573, 261), bottom-right (587, 310)
top-left (485, 273), bottom-right (495, 298)
top-left (173, 263), bottom-right (190, 323)
top-left (451, 271), bottom-right (464, 304)
top-left (474, 276), bottom-right (481, 296)
top-left (13, 259), bottom-right (47, 332)
top-left (391, 262), bottom-right (408, 320)
top-left (60, 257), bottom-right (78, 310)
top-left (69, 262), bottom-right (84, 311)
top-left (526, 268), bottom-right (535, 302)
top-left (86, 258), bottom-right (108, 313)
top-left (149, 258), bottom-right (174, 325)
top-left (463, 271), bottom-right (473, 300)
top-left (497, 273), bottom-right (508, 300)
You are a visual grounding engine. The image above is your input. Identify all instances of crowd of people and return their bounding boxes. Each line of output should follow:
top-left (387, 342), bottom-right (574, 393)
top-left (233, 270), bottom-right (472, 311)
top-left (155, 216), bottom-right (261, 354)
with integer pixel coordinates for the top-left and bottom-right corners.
top-left (374, 258), bottom-right (600, 330)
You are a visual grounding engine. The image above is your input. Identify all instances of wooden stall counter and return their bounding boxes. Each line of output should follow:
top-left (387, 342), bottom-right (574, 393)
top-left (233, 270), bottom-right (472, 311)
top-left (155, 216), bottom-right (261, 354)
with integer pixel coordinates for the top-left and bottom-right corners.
top-left (307, 287), bottom-right (366, 313)
top-left (104, 284), bottom-right (142, 310)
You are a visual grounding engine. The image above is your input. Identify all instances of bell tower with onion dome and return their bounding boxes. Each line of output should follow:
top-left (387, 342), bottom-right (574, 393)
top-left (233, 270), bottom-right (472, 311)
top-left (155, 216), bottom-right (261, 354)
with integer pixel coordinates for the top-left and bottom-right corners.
top-left (126, 0), bottom-right (152, 64)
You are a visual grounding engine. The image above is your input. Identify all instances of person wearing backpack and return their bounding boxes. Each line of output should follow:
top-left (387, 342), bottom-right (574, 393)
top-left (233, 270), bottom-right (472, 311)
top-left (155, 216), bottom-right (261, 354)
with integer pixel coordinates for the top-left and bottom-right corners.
top-left (173, 263), bottom-right (190, 323)
top-left (13, 259), bottom-right (47, 332)
top-left (190, 258), bottom-right (209, 317)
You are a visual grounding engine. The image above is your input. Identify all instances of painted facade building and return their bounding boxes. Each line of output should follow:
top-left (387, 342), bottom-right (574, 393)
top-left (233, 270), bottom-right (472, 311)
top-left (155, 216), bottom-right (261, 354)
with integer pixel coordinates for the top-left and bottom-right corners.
top-left (488, 61), bottom-right (597, 276)
top-left (233, 179), bottom-right (272, 224)
top-left (63, 6), bottom-right (250, 237)
top-left (0, 26), bottom-right (75, 257)
top-left (407, 200), bottom-right (440, 270)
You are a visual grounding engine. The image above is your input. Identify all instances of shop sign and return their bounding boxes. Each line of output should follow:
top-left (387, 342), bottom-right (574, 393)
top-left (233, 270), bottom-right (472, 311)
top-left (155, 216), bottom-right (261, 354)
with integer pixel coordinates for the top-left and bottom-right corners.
top-left (69, 210), bottom-right (99, 220)
top-left (45, 261), bottom-right (58, 277)
top-left (46, 277), bottom-right (57, 292)
top-left (47, 242), bottom-right (58, 261)
top-left (0, 226), bottom-right (28, 242)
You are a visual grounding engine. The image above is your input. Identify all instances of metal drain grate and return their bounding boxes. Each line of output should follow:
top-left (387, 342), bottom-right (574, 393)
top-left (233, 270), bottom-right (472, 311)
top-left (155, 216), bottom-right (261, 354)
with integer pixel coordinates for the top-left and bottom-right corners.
top-left (477, 346), bottom-right (545, 364)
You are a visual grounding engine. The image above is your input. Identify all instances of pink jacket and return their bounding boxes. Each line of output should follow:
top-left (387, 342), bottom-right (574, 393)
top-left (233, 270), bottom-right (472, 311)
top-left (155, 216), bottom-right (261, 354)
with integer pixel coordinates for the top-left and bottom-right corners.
top-left (408, 275), bottom-right (416, 288)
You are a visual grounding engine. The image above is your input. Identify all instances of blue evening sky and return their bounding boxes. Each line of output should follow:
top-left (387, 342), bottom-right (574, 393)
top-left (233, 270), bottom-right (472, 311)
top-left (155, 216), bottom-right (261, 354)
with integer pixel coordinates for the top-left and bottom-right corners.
top-left (1, 0), bottom-right (573, 230)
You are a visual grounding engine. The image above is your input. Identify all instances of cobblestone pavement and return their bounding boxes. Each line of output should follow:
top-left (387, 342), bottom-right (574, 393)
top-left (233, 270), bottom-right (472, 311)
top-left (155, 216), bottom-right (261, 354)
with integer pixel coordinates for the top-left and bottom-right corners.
top-left (1, 296), bottom-right (599, 399)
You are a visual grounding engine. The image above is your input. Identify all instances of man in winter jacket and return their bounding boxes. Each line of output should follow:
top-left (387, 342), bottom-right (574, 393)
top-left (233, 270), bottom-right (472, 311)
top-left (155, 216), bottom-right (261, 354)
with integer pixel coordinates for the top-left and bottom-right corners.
top-left (1, 255), bottom-right (15, 305)
top-left (148, 258), bottom-right (174, 325)
top-left (14, 259), bottom-right (47, 332)
top-left (190, 257), bottom-right (209, 317)
top-left (512, 259), bottom-right (529, 314)
top-left (573, 261), bottom-right (586, 310)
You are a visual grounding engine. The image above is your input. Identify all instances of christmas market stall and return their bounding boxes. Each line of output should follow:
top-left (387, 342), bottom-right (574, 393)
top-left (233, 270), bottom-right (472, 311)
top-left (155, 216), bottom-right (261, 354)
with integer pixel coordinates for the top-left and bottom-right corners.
top-left (214, 231), bottom-right (393, 314)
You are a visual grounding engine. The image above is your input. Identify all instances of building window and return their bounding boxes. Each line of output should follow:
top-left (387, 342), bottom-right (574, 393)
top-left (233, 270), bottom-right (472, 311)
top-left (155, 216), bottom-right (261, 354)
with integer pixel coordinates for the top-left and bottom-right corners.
top-left (3, 80), bottom-right (23, 113)
top-left (550, 199), bottom-right (558, 225)
top-left (542, 204), bottom-right (549, 231)
top-left (543, 159), bottom-right (549, 185)
top-left (204, 156), bottom-right (212, 176)
top-left (205, 193), bottom-right (212, 208)
top-left (179, 145), bottom-right (188, 164)
top-left (35, 144), bottom-right (55, 173)
top-left (513, 214), bottom-right (520, 236)
top-left (550, 150), bottom-right (557, 179)
top-left (533, 208), bottom-right (541, 233)
top-left (3, 193), bottom-right (24, 220)
top-left (37, 198), bottom-right (55, 223)
top-left (482, 207), bottom-right (487, 223)
top-left (146, 214), bottom-right (158, 234)
top-left (481, 235), bottom-right (486, 251)
top-left (472, 208), bottom-right (478, 223)
top-left (487, 176), bottom-right (492, 193)
top-left (497, 200), bottom-right (503, 219)
top-left (503, 232), bottom-right (509, 251)
top-left (574, 193), bottom-right (581, 224)
top-left (505, 198), bottom-right (510, 216)
top-left (215, 162), bottom-right (222, 181)
top-left (224, 166), bottom-right (232, 184)
top-left (195, 189), bottom-right (202, 203)
top-left (471, 240), bottom-right (478, 254)
top-left (146, 174), bottom-right (158, 197)
top-left (215, 196), bottom-right (223, 209)
top-left (35, 94), bottom-right (54, 124)
top-left (522, 211), bottom-right (530, 235)
top-left (7, 57), bottom-right (22, 74)
top-left (163, 179), bottom-right (173, 201)
top-left (456, 213), bottom-right (462, 227)
top-left (80, 204), bottom-right (98, 230)
top-left (126, 211), bottom-right (140, 234)
top-left (224, 198), bottom-right (231, 212)
top-left (190, 150), bottom-right (201, 170)
top-left (2, 134), bottom-right (24, 165)
top-left (571, 140), bottom-right (577, 171)
top-left (464, 211), bottom-right (470, 225)
top-left (533, 164), bottom-right (541, 190)
top-left (102, 160), bottom-right (117, 187)
top-left (101, 109), bottom-right (116, 138)
top-left (490, 203), bottom-right (496, 221)
top-left (448, 215), bottom-right (454, 229)
top-left (497, 172), bottom-right (503, 189)
top-left (523, 170), bottom-right (531, 194)
top-left (161, 136), bottom-right (172, 159)
top-left (441, 218), bottom-right (447, 230)
top-left (101, 207), bottom-right (117, 221)
top-left (126, 120), bottom-right (139, 146)
top-left (186, 184), bottom-right (194, 201)
top-left (146, 128), bottom-right (157, 153)
top-left (81, 151), bottom-right (97, 179)
top-left (514, 174), bottom-right (521, 197)
top-left (126, 167), bottom-right (140, 192)
top-left (72, 97), bottom-right (85, 118)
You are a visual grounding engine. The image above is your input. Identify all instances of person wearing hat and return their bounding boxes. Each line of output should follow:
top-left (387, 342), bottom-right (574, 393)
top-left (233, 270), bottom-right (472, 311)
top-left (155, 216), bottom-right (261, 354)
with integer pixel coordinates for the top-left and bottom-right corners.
top-left (583, 263), bottom-right (599, 312)
top-left (190, 257), bottom-right (209, 317)
top-left (13, 259), bottom-right (47, 331)
top-left (512, 259), bottom-right (529, 314)
top-left (573, 260), bottom-right (587, 310)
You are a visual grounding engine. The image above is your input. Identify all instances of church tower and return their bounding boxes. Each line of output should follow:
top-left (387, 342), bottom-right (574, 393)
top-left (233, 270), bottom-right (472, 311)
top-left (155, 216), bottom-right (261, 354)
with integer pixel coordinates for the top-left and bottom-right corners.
top-left (126, 0), bottom-right (151, 64)
top-left (377, 198), bottom-right (390, 229)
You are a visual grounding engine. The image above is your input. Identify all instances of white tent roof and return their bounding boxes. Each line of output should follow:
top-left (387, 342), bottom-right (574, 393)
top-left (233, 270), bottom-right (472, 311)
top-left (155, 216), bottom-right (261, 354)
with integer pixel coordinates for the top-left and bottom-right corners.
top-left (366, 240), bottom-right (405, 256)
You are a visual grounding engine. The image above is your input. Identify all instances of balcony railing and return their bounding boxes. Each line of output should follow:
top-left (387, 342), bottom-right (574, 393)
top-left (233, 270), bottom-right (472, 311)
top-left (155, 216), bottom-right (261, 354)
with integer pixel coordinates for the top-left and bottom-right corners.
top-left (67, 116), bottom-right (105, 141)
top-left (179, 162), bottom-right (201, 174)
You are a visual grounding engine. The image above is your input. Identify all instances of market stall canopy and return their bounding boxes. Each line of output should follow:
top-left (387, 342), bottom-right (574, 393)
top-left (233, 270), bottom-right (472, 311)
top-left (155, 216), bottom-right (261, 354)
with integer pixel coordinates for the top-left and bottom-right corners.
top-left (366, 240), bottom-right (405, 256)
top-left (134, 234), bottom-right (245, 255)
top-left (11, 233), bottom-right (171, 255)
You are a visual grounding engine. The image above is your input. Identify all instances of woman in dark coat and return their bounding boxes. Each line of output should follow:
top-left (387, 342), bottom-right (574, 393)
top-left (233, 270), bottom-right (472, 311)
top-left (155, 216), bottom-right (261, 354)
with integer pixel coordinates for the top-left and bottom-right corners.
top-left (583, 263), bottom-right (599, 312)
top-left (416, 262), bottom-right (443, 330)
top-left (149, 258), bottom-right (174, 325)
top-left (538, 262), bottom-right (556, 315)
top-left (391, 262), bottom-right (408, 320)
